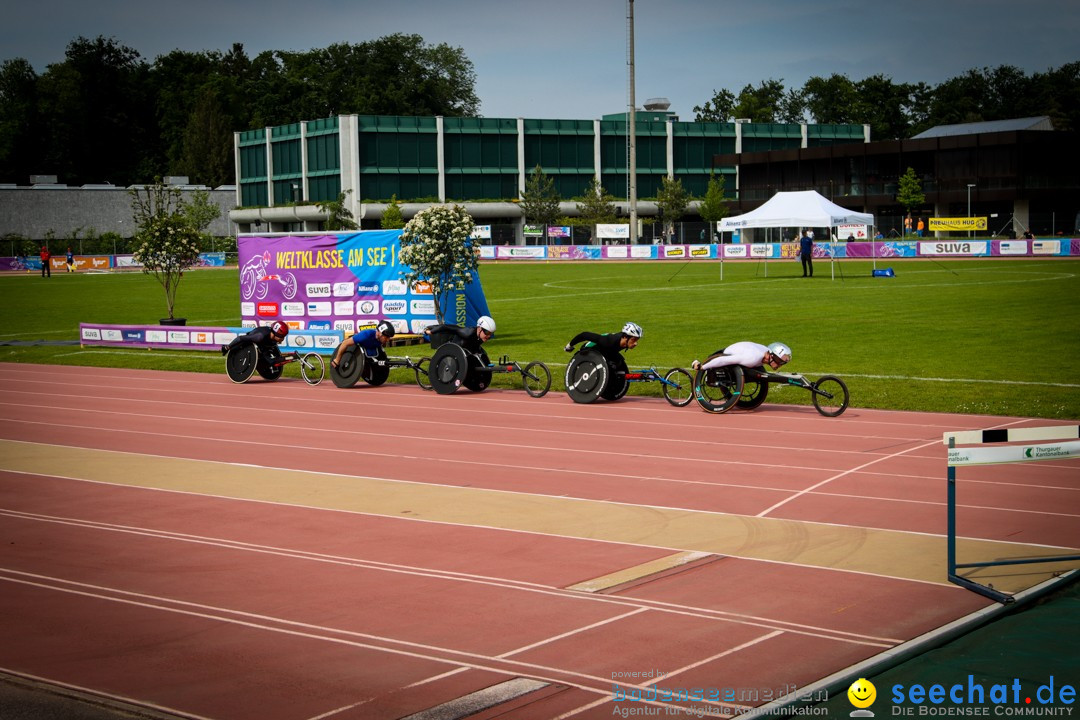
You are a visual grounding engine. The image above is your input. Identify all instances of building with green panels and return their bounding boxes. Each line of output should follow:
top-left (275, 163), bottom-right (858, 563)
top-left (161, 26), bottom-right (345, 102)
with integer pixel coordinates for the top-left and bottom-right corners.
top-left (231, 113), bottom-right (869, 242)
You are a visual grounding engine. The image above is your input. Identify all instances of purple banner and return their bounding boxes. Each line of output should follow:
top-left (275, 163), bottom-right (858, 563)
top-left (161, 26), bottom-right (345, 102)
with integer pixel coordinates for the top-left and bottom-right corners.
top-left (238, 231), bottom-right (490, 335)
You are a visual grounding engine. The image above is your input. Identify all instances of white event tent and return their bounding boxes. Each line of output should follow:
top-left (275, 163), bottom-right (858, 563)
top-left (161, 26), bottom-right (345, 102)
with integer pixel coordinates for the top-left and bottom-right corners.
top-left (718, 190), bottom-right (876, 280)
top-left (719, 190), bottom-right (874, 231)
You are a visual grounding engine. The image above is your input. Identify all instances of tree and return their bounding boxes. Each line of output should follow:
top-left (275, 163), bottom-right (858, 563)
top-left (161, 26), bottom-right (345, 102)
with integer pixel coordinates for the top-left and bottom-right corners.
top-left (317, 190), bottom-right (359, 231)
top-left (575, 177), bottom-right (617, 244)
top-left (693, 88), bottom-right (736, 122)
top-left (381, 194), bottom-right (405, 229)
top-left (697, 172), bottom-right (730, 239)
top-left (897, 167), bottom-right (925, 223)
top-left (655, 176), bottom-right (689, 242)
top-left (398, 204), bottom-right (478, 323)
top-left (181, 189), bottom-right (222, 249)
top-left (177, 88), bottom-right (233, 187)
top-left (0, 59), bottom-right (40, 184)
top-left (519, 165), bottom-right (561, 244)
top-left (35, 36), bottom-right (153, 185)
top-left (732, 79), bottom-right (793, 123)
top-left (129, 181), bottom-right (203, 321)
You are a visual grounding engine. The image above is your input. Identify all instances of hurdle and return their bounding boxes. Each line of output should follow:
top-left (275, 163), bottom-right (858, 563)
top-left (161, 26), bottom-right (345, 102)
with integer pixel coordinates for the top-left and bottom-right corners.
top-left (943, 424), bottom-right (1080, 603)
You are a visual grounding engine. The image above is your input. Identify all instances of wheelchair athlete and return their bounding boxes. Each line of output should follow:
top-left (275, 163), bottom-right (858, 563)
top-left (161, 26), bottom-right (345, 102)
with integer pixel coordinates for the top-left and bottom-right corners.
top-left (564, 321), bottom-right (642, 360)
top-left (691, 341), bottom-right (791, 372)
top-left (422, 315), bottom-right (497, 393)
top-left (423, 315), bottom-right (496, 352)
top-left (563, 322), bottom-right (643, 402)
top-left (221, 321), bottom-right (290, 382)
top-left (331, 320), bottom-right (395, 369)
top-left (221, 320), bottom-right (289, 358)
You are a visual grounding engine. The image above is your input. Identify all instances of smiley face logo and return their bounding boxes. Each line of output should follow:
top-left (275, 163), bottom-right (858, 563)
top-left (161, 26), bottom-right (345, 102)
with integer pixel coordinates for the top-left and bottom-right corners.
top-left (848, 678), bottom-right (877, 709)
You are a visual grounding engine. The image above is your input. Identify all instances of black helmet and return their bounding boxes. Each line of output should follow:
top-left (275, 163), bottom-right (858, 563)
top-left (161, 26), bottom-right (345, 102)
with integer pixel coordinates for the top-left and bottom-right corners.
top-left (376, 320), bottom-right (395, 338)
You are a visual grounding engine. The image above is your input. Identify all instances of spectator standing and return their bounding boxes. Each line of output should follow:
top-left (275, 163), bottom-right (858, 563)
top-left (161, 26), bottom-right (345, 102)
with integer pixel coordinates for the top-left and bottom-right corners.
top-left (39, 246), bottom-right (51, 278)
top-left (799, 231), bottom-right (814, 278)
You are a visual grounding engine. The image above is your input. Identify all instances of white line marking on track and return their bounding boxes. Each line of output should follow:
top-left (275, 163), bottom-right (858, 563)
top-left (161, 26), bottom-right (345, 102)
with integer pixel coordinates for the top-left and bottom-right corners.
top-left (0, 508), bottom-right (901, 645)
top-left (755, 418), bottom-right (1035, 518)
top-left (496, 608), bottom-right (649, 658)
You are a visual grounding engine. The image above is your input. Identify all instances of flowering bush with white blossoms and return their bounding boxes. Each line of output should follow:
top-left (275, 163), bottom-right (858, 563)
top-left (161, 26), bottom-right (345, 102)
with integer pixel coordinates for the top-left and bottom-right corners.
top-left (398, 204), bottom-right (478, 323)
top-left (133, 214), bottom-right (202, 320)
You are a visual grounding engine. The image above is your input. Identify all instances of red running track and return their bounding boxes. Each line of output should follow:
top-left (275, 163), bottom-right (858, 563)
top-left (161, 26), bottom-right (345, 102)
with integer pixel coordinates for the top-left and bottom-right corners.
top-left (0, 363), bottom-right (1077, 719)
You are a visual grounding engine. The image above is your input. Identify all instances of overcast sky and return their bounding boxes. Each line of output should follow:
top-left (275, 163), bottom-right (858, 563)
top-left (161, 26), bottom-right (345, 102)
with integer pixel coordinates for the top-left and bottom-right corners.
top-left (3, 0), bottom-right (1077, 120)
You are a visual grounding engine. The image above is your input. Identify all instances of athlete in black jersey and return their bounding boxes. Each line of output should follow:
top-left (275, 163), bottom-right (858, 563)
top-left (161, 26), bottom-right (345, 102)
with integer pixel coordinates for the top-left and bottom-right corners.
top-left (564, 322), bottom-right (642, 362)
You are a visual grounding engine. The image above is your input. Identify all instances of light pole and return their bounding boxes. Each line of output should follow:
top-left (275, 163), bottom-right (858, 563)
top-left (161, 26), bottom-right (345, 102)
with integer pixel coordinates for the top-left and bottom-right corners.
top-left (966, 183), bottom-right (975, 238)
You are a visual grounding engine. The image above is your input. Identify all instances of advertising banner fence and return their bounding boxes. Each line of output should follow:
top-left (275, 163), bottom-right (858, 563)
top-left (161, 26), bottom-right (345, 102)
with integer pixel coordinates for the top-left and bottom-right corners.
top-left (79, 323), bottom-right (343, 354)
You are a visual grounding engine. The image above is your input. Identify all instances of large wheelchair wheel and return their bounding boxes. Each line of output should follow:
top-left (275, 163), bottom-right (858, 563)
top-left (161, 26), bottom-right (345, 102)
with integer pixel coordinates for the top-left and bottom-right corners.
top-left (226, 344), bottom-right (258, 384)
top-left (736, 366), bottom-right (769, 410)
top-left (599, 354), bottom-right (629, 401)
top-left (565, 350), bottom-right (609, 404)
top-left (523, 361), bottom-right (552, 398)
top-left (812, 375), bottom-right (850, 417)
top-left (361, 349), bottom-right (391, 387)
top-left (329, 345), bottom-right (364, 388)
top-left (694, 364), bottom-right (744, 414)
top-left (430, 343), bottom-right (469, 395)
top-left (463, 349), bottom-right (492, 393)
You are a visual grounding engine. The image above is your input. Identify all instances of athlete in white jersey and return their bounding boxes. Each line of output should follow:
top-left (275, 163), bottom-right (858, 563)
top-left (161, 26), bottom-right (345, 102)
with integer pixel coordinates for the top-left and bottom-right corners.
top-left (692, 341), bottom-right (792, 372)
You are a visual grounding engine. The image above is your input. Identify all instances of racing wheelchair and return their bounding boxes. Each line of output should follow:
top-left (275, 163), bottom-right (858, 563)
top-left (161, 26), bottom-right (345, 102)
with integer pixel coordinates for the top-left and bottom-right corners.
top-left (564, 350), bottom-right (692, 406)
top-left (328, 343), bottom-right (432, 389)
top-left (427, 342), bottom-right (551, 397)
top-left (693, 352), bottom-right (849, 416)
top-left (225, 343), bottom-right (325, 385)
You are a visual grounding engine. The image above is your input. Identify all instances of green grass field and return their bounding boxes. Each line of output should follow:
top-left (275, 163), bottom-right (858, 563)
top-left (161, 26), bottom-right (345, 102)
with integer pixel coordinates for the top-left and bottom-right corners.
top-left (2, 258), bottom-right (1078, 419)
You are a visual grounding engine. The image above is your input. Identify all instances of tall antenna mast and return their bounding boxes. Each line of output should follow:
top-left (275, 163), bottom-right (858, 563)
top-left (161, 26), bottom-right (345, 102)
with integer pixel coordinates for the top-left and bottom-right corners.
top-left (627, 0), bottom-right (638, 245)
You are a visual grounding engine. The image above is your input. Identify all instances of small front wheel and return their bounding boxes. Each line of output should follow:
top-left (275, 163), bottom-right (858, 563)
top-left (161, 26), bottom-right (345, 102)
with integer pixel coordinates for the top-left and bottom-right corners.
top-left (300, 353), bottom-right (325, 385)
top-left (694, 365), bottom-right (744, 414)
top-left (414, 357), bottom-right (433, 390)
top-left (523, 361), bottom-right (552, 398)
top-left (662, 368), bottom-right (694, 407)
top-left (811, 375), bottom-right (850, 417)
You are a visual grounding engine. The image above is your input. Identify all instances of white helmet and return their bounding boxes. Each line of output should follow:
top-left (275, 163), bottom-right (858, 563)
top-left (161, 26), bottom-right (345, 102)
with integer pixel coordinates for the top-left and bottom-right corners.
top-left (621, 322), bottom-right (643, 338)
top-left (767, 342), bottom-right (791, 365)
top-left (477, 315), bottom-right (496, 334)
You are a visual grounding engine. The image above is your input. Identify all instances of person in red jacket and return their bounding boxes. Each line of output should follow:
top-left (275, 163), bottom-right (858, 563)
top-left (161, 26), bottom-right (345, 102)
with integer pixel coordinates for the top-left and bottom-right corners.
top-left (39, 246), bottom-right (51, 278)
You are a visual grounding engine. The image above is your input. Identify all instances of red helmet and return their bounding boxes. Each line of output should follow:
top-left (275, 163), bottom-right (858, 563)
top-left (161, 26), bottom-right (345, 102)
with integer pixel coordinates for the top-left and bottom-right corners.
top-left (270, 321), bottom-right (289, 337)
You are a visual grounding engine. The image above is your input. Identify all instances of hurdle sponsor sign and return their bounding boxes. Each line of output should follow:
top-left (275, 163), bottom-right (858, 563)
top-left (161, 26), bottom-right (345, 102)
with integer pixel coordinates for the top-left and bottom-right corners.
top-left (947, 440), bottom-right (1080, 466)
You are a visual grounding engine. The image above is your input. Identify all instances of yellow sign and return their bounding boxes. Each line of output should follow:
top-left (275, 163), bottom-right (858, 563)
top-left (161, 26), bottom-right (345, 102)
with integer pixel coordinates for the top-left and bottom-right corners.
top-left (929, 217), bottom-right (987, 231)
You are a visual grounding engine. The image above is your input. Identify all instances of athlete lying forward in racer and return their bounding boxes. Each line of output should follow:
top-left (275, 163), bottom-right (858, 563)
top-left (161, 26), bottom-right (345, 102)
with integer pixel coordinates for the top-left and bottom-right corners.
top-left (691, 341), bottom-right (791, 372)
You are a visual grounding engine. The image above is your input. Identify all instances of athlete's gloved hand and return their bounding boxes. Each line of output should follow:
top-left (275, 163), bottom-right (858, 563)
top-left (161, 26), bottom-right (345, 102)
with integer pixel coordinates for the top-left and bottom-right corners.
top-left (564, 343), bottom-right (574, 352)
